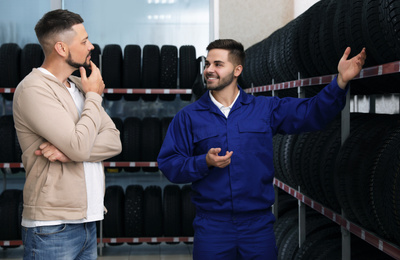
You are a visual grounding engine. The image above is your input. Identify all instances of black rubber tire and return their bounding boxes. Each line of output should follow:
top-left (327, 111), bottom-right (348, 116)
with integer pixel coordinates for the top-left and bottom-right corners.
top-left (0, 115), bottom-right (16, 163)
top-left (362, 0), bottom-right (393, 65)
top-left (192, 57), bottom-right (207, 100)
top-left (105, 117), bottom-right (123, 173)
top-left (20, 43), bottom-right (44, 79)
top-left (143, 185), bottom-right (163, 240)
top-left (163, 185), bottom-right (182, 238)
top-left (181, 185), bottom-right (196, 237)
top-left (274, 209), bottom-right (298, 250)
top-left (141, 45), bottom-right (160, 102)
top-left (159, 45), bottom-right (178, 101)
top-left (278, 214), bottom-right (334, 260)
top-left (0, 189), bottom-right (23, 242)
top-left (379, 0), bottom-right (400, 61)
top-left (279, 134), bottom-right (298, 188)
top-left (122, 117), bottom-right (142, 172)
top-left (161, 117), bottom-right (173, 143)
top-left (102, 44), bottom-right (123, 101)
top-left (179, 45), bottom-right (196, 101)
top-left (125, 185), bottom-right (144, 244)
top-left (294, 225), bottom-right (341, 260)
top-left (123, 44), bottom-right (141, 101)
top-left (290, 132), bottom-right (310, 194)
top-left (0, 43), bottom-right (21, 100)
top-left (141, 117), bottom-right (161, 172)
top-left (272, 134), bottom-right (286, 184)
top-left (103, 185), bottom-right (125, 244)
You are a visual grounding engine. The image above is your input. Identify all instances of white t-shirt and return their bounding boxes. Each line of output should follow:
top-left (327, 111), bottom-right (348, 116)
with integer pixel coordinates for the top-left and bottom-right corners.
top-left (22, 68), bottom-right (104, 227)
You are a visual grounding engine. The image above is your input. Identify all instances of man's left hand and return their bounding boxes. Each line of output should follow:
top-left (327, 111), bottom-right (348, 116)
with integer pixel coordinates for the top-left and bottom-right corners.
top-left (35, 142), bottom-right (72, 163)
top-left (337, 47), bottom-right (367, 89)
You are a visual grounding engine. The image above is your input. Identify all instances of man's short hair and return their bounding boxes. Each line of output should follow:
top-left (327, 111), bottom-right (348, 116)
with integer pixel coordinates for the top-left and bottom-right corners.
top-left (206, 39), bottom-right (245, 66)
top-left (35, 9), bottom-right (84, 53)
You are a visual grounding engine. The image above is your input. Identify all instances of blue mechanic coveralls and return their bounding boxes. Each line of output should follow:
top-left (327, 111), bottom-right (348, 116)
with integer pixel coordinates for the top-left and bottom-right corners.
top-left (157, 78), bottom-right (347, 260)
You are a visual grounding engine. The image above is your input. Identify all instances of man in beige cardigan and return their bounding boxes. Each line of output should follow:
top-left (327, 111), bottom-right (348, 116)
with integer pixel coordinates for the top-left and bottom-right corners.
top-left (13, 9), bottom-right (121, 259)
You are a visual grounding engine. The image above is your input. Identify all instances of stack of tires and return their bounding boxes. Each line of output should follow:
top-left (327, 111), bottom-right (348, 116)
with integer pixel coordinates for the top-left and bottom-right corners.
top-left (0, 115), bottom-right (23, 174)
top-left (273, 113), bottom-right (400, 247)
top-left (0, 114), bottom-right (173, 174)
top-left (0, 43), bottom-right (204, 101)
top-left (0, 189), bottom-right (23, 248)
top-left (102, 184), bottom-right (195, 244)
top-left (240, 0), bottom-right (400, 95)
top-left (274, 193), bottom-right (393, 259)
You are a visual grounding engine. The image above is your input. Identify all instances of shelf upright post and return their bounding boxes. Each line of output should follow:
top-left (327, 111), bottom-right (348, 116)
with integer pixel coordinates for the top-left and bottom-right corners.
top-left (2, 170), bottom-right (6, 193)
top-left (271, 79), bottom-right (275, 97)
top-left (297, 72), bottom-right (306, 248)
top-left (2, 97), bottom-right (5, 116)
top-left (98, 220), bottom-right (104, 256)
top-left (298, 186), bottom-right (306, 248)
top-left (341, 83), bottom-right (351, 260)
top-left (272, 78), bottom-right (278, 220)
top-left (369, 94), bottom-right (376, 114)
top-left (273, 186), bottom-right (279, 220)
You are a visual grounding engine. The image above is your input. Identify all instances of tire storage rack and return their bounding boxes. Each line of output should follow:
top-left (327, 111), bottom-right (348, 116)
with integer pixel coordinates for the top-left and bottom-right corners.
top-left (240, 0), bottom-right (400, 258)
top-left (0, 42), bottom-right (205, 255)
top-left (1, 60), bottom-right (400, 259)
top-left (244, 60), bottom-right (400, 260)
top-left (2, 0), bottom-right (400, 258)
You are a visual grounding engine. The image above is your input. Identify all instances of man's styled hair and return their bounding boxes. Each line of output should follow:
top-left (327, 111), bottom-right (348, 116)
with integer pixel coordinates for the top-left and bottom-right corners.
top-left (34, 9), bottom-right (84, 53)
top-left (206, 39), bottom-right (245, 66)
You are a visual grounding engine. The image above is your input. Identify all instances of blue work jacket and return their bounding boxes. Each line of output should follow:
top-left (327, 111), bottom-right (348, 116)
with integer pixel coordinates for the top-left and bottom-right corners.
top-left (157, 78), bottom-right (347, 214)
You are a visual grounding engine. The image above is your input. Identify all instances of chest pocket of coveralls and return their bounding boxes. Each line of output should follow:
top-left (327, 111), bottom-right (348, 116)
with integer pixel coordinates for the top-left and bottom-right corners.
top-left (237, 120), bottom-right (270, 151)
top-left (193, 127), bottom-right (220, 155)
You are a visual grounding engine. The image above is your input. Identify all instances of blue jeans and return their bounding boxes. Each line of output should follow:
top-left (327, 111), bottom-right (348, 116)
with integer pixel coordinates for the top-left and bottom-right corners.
top-left (193, 209), bottom-right (277, 260)
top-left (22, 222), bottom-right (97, 260)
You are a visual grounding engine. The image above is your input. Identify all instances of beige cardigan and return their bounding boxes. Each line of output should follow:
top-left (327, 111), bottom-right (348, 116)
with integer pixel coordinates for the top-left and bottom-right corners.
top-left (13, 69), bottom-right (122, 221)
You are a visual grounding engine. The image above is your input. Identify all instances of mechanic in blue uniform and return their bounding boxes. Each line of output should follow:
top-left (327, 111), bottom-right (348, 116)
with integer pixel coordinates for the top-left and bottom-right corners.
top-left (157, 39), bottom-right (366, 260)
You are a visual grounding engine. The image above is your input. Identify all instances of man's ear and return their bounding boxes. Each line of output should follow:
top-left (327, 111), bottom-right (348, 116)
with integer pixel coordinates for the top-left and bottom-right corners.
top-left (234, 65), bottom-right (243, 77)
top-left (54, 41), bottom-right (68, 57)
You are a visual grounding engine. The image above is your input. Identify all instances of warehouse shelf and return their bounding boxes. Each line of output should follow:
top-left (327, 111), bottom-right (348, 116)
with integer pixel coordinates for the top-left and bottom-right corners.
top-left (2, 59), bottom-right (400, 259)
top-left (0, 237), bottom-right (194, 247)
top-left (0, 88), bottom-right (192, 94)
top-left (0, 162), bottom-right (159, 168)
top-left (243, 60), bottom-right (400, 93)
top-left (274, 178), bottom-right (400, 260)
top-left (1, 60), bottom-right (399, 96)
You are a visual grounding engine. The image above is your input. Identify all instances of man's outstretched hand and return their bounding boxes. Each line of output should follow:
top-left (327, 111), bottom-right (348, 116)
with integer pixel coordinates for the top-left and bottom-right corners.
top-left (337, 47), bottom-right (367, 89)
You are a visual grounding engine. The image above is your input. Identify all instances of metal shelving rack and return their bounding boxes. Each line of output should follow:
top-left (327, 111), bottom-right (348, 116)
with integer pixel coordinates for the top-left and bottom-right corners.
top-left (244, 60), bottom-right (400, 260)
top-left (1, 60), bottom-right (400, 258)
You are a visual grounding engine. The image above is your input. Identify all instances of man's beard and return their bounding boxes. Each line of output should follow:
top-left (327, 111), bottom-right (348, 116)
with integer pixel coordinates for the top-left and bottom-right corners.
top-left (206, 71), bottom-right (235, 91)
top-left (66, 52), bottom-right (91, 71)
